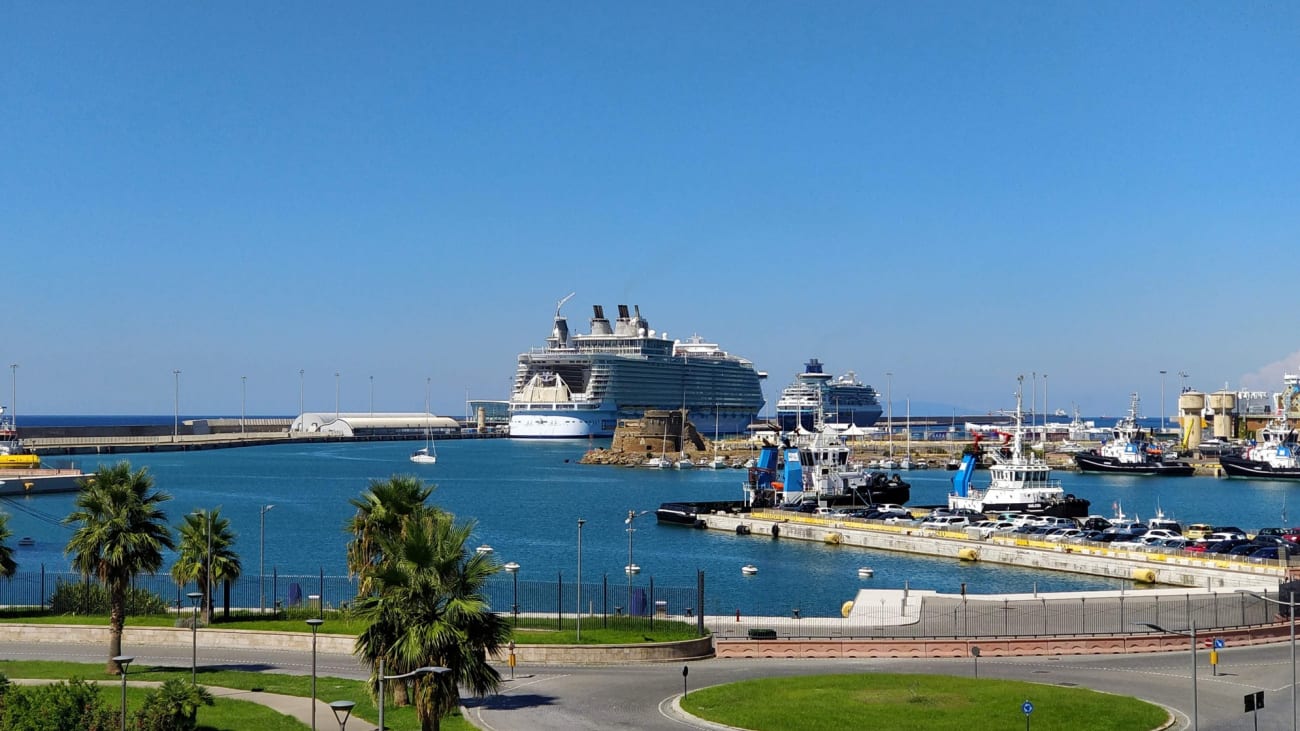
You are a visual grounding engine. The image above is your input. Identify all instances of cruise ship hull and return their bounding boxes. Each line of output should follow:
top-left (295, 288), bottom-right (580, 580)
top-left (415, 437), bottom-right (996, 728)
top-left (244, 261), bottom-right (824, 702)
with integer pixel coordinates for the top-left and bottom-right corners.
top-left (776, 406), bottom-right (883, 432)
top-left (510, 410), bottom-right (754, 438)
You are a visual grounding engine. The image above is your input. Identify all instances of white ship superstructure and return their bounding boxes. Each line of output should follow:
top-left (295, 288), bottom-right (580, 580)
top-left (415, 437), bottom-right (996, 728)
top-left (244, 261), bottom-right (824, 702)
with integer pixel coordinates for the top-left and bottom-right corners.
top-left (508, 297), bottom-right (765, 438)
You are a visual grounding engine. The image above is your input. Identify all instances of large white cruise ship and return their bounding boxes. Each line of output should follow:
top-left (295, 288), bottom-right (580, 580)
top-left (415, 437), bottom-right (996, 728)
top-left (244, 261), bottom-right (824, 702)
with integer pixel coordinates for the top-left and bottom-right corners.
top-left (508, 297), bottom-right (765, 438)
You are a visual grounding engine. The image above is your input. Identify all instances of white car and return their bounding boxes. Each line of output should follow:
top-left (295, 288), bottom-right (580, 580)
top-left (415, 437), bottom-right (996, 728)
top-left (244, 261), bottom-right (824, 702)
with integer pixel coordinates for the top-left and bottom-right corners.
top-left (921, 515), bottom-right (972, 530)
top-left (1046, 528), bottom-right (1083, 542)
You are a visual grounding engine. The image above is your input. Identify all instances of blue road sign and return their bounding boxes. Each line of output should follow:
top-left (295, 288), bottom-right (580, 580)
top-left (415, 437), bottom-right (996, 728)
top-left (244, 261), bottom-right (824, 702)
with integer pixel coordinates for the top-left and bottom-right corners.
top-left (1214, 638), bottom-right (1225, 649)
top-left (1022, 700), bottom-right (1034, 715)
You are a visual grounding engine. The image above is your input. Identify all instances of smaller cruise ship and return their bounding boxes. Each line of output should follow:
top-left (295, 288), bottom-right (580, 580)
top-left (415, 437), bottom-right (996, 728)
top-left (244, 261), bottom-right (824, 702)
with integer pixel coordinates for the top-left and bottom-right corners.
top-left (775, 359), bottom-right (883, 431)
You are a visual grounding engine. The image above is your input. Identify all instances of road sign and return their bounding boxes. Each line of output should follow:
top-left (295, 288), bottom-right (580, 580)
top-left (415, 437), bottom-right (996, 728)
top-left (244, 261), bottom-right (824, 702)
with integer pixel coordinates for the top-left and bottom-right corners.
top-left (1214, 637), bottom-right (1226, 649)
top-left (1245, 690), bottom-right (1265, 712)
top-left (1022, 700), bottom-right (1034, 715)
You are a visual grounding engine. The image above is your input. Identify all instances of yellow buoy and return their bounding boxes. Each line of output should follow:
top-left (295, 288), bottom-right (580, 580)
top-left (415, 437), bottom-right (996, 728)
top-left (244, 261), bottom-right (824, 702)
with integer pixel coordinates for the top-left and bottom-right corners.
top-left (1131, 568), bottom-right (1157, 583)
top-left (824, 532), bottom-right (842, 545)
top-left (957, 548), bottom-right (979, 561)
top-left (841, 600), bottom-right (855, 618)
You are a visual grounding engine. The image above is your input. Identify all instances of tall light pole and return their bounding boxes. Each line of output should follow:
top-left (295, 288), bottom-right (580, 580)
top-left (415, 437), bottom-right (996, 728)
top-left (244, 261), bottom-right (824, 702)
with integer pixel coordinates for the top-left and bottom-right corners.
top-left (8, 363), bottom-right (16, 432)
top-left (307, 618), bottom-right (324, 730)
top-left (377, 659), bottom-right (446, 730)
top-left (1179, 370), bottom-right (1189, 393)
top-left (625, 510), bottom-right (648, 610)
top-left (1238, 589), bottom-right (1297, 731)
top-left (1160, 370), bottom-right (1168, 433)
top-left (885, 371), bottom-right (893, 459)
top-left (576, 518), bottom-right (585, 642)
top-left (504, 561), bottom-right (520, 627)
top-left (369, 375), bottom-right (374, 417)
top-left (187, 591), bottom-right (202, 684)
top-left (113, 655), bottom-right (133, 731)
top-left (241, 375), bottom-right (247, 435)
top-left (260, 504), bottom-right (274, 614)
top-left (173, 369), bottom-right (181, 442)
top-left (334, 371), bottom-right (340, 419)
top-left (1140, 622), bottom-right (1198, 730)
top-left (298, 369), bottom-right (305, 431)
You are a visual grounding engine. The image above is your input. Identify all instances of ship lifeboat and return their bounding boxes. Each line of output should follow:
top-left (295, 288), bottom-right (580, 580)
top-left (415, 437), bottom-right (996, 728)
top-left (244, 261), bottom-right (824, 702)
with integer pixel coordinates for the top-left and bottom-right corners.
top-left (741, 564), bottom-right (758, 576)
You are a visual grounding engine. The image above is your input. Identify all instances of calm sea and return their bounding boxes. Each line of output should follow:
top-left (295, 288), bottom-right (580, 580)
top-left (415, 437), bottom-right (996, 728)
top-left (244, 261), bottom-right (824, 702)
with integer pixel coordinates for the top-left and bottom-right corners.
top-left (3, 417), bottom-right (1288, 616)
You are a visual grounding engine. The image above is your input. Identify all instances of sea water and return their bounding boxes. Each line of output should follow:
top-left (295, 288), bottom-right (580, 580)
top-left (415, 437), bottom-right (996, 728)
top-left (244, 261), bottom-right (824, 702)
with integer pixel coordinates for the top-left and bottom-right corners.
top-left (2, 437), bottom-right (1292, 616)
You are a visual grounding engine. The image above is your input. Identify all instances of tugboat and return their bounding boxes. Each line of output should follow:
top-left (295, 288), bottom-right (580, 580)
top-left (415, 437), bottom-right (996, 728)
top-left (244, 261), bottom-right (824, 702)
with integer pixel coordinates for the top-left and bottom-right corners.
top-left (1220, 377), bottom-right (1300, 480)
top-left (1072, 394), bottom-right (1194, 476)
top-left (948, 378), bottom-right (1090, 518)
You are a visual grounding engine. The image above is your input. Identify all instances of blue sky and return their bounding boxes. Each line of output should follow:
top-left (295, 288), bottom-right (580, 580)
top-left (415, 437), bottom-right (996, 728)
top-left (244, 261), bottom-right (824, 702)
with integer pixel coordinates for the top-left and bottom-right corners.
top-left (3, 2), bottom-right (1298, 418)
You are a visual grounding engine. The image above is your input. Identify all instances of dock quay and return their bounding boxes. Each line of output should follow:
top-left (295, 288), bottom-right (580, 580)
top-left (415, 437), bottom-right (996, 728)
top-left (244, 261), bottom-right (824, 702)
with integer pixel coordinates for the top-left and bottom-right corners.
top-left (692, 509), bottom-right (1293, 589)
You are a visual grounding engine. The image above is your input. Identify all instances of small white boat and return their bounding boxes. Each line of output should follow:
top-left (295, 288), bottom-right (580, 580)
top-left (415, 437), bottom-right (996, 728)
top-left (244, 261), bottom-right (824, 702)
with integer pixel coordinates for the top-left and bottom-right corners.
top-left (857, 567), bottom-right (874, 578)
top-left (17, 537), bottom-right (34, 548)
top-left (741, 564), bottom-right (758, 576)
top-left (645, 456), bottom-right (670, 469)
top-left (410, 384), bottom-right (438, 464)
top-left (624, 563), bottom-right (641, 575)
top-left (475, 544), bottom-right (494, 555)
top-left (675, 458), bottom-right (694, 469)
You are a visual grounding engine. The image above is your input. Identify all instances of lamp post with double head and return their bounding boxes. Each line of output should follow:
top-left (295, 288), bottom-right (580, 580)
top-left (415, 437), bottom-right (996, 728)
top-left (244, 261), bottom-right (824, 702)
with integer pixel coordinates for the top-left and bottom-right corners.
top-left (260, 504), bottom-right (274, 614)
top-left (1237, 589), bottom-right (1298, 731)
top-left (1160, 369), bottom-right (1168, 433)
top-left (307, 618), bottom-right (324, 729)
top-left (298, 369), bottom-right (305, 430)
top-left (625, 510), bottom-right (648, 611)
top-left (241, 375), bottom-right (247, 435)
top-left (113, 654), bottom-right (133, 731)
top-left (503, 561), bottom-right (520, 627)
top-left (186, 591), bottom-right (202, 684)
top-left (377, 660), bottom-right (447, 730)
top-left (173, 369), bottom-right (181, 442)
top-left (1139, 622), bottom-right (1198, 730)
top-left (576, 518), bottom-right (585, 641)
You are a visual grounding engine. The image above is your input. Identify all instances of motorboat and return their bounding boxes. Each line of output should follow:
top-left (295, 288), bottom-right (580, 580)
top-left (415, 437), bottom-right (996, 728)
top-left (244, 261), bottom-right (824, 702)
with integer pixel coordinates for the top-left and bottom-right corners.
top-left (948, 379), bottom-right (1090, 518)
top-left (741, 564), bottom-right (758, 576)
top-left (1219, 373), bottom-right (1300, 479)
top-left (1072, 394), bottom-right (1193, 476)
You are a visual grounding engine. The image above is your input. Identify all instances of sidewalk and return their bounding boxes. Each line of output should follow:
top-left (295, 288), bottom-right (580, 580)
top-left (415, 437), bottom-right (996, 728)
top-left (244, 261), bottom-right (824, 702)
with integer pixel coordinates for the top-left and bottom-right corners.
top-left (12, 679), bottom-right (378, 730)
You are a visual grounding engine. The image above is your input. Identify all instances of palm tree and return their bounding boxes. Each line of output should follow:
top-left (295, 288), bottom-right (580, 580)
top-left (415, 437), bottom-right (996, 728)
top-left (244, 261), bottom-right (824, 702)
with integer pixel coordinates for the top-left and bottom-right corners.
top-left (171, 508), bottom-right (241, 623)
top-left (64, 461), bottom-right (174, 674)
top-left (353, 510), bottom-right (510, 731)
top-left (0, 513), bottom-right (19, 578)
top-left (345, 475), bottom-right (437, 595)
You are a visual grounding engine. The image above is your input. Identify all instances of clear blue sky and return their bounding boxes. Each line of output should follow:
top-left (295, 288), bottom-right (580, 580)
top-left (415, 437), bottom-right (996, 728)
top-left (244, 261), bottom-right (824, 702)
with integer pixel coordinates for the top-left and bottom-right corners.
top-left (4, 2), bottom-right (1297, 417)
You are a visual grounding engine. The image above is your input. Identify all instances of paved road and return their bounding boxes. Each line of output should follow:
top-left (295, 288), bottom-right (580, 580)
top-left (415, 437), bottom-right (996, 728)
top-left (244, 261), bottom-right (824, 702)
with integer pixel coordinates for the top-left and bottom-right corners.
top-left (7, 640), bottom-right (1300, 730)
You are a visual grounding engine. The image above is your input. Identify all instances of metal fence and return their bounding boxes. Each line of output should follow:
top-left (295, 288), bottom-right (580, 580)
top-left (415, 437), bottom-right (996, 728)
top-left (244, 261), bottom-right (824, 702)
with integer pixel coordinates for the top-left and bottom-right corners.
top-left (484, 573), bottom-right (705, 634)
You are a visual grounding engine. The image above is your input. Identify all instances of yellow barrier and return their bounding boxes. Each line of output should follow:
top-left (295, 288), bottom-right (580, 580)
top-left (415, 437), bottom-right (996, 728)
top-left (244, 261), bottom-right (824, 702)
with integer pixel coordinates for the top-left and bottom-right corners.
top-left (1131, 568), bottom-right (1157, 583)
top-left (841, 600), bottom-right (855, 618)
top-left (957, 548), bottom-right (979, 561)
top-left (824, 532), bottom-right (842, 545)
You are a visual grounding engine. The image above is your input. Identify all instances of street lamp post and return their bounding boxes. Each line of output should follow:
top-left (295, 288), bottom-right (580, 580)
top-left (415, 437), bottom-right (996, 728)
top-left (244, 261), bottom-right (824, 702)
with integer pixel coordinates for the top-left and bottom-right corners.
top-left (377, 659), bottom-right (447, 730)
top-left (369, 375), bottom-right (374, 417)
top-left (1237, 589), bottom-right (1298, 731)
top-left (625, 510), bottom-right (648, 611)
top-left (186, 591), bottom-right (202, 684)
top-left (8, 363), bottom-right (16, 432)
top-left (241, 375), bottom-right (247, 435)
top-left (298, 369), bottom-right (305, 431)
top-left (307, 618), bottom-right (324, 730)
top-left (173, 369), bottom-right (181, 442)
top-left (113, 655), bottom-right (133, 731)
top-left (503, 562), bottom-right (520, 627)
top-left (1139, 622), bottom-right (1198, 730)
top-left (260, 504), bottom-right (275, 614)
top-left (885, 372), bottom-right (893, 459)
top-left (328, 700), bottom-right (355, 731)
top-left (334, 371), bottom-right (340, 419)
top-left (1160, 370), bottom-right (1168, 433)
top-left (576, 518), bottom-right (585, 642)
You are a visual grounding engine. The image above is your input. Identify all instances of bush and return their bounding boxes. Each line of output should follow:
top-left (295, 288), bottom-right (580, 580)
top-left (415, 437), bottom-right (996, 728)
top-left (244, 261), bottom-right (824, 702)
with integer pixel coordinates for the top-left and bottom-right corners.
top-left (0, 677), bottom-right (115, 731)
top-left (48, 580), bottom-right (170, 615)
top-left (133, 679), bottom-right (214, 731)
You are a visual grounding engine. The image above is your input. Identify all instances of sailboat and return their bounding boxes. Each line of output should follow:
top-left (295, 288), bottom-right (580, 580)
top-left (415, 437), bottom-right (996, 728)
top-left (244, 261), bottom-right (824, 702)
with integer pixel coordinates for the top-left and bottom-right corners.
top-left (410, 381), bottom-right (437, 465)
top-left (900, 398), bottom-right (914, 470)
top-left (707, 407), bottom-right (727, 468)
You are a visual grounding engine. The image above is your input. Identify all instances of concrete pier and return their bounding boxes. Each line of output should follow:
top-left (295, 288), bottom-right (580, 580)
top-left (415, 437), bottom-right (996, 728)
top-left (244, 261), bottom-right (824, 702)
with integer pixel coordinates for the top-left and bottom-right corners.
top-left (694, 509), bottom-right (1290, 589)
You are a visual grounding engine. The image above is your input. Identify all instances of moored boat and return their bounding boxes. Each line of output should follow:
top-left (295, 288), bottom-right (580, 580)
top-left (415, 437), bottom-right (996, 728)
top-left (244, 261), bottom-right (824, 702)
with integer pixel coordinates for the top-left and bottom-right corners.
top-left (948, 379), bottom-right (1090, 518)
top-left (1219, 374), bottom-right (1300, 480)
top-left (0, 407), bottom-right (86, 496)
top-left (1072, 394), bottom-right (1193, 476)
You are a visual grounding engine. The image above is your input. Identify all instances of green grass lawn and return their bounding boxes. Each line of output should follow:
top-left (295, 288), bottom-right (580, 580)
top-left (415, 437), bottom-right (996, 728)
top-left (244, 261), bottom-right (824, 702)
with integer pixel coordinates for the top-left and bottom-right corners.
top-left (96, 687), bottom-right (306, 731)
top-left (0, 661), bottom-right (474, 731)
top-left (0, 610), bottom-right (706, 644)
top-left (680, 673), bottom-right (1169, 731)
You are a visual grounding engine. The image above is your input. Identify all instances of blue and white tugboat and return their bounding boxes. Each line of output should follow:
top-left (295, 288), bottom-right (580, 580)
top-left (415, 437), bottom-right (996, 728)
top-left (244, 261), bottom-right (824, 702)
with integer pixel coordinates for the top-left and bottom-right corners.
top-left (1220, 377), bottom-right (1300, 480)
top-left (1073, 394), bottom-right (1193, 476)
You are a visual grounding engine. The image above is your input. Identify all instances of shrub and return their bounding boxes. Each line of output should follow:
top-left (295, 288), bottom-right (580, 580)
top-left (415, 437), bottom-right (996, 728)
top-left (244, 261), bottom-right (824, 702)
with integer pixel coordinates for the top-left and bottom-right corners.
top-left (0, 677), bottom-right (115, 731)
top-left (48, 579), bottom-right (169, 615)
top-left (132, 679), bottom-right (214, 731)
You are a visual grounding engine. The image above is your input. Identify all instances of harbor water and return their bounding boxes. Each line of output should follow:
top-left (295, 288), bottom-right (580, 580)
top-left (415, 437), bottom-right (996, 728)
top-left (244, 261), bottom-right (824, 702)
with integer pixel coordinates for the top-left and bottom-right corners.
top-left (2, 437), bottom-right (1294, 616)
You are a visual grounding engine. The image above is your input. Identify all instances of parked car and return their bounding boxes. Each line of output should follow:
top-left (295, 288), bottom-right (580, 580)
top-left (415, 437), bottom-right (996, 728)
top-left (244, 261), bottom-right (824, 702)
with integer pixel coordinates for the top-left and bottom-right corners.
top-left (1081, 516), bottom-right (1113, 532)
top-left (1249, 546), bottom-right (1284, 560)
top-left (921, 515), bottom-right (972, 530)
top-left (1159, 538), bottom-right (1189, 550)
top-left (1184, 523), bottom-right (1215, 541)
top-left (1046, 528), bottom-right (1084, 542)
top-left (1205, 539), bottom-right (1252, 554)
top-left (1202, 530), bottom-right (1247, 543)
